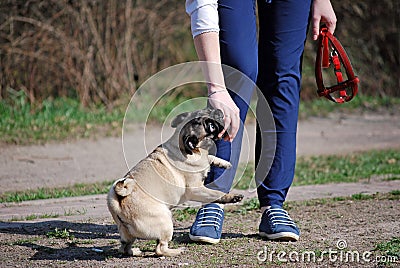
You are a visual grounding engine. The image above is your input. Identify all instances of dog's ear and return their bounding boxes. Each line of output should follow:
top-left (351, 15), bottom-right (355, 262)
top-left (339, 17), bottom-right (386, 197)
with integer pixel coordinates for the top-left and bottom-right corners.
top-left (210, 109), bottom-right (225, 133)
top-left (210, 109), bottom-right (224, 122)
top-left (183, 136), bottom-right (198, 155)
top-left (171, 112), bottom-right (191, 128)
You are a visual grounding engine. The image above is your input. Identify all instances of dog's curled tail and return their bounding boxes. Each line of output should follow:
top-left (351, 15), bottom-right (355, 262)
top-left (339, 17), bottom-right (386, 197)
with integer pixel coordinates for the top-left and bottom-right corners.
top-left (113, 177), bottom-right (136, 197)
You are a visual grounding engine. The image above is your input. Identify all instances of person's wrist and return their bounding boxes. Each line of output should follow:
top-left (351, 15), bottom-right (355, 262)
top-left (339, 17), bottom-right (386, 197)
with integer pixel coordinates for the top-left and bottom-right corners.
top-left (208, 89), bottom-right (227, 97)
top-left (208, 83), bottom-right (228, 97)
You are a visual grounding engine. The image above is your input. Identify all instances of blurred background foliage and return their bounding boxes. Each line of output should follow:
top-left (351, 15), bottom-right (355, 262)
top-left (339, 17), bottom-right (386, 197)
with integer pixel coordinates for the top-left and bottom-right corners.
top-left (0, 0), bottom-right (399, 108)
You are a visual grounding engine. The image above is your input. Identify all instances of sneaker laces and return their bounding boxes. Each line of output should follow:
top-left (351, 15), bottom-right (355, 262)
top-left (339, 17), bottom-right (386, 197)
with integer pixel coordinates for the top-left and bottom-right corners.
top-left (266, 208), bottom-right (297, 227)
top-left (195, 206), bottom-right (224, 230)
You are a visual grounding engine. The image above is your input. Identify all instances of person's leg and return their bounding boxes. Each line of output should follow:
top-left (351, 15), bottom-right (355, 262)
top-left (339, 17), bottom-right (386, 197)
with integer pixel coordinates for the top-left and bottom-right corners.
top-left (190, 0), bottom-right (257, 244)
top-left (256, 0), bottom-right (312, 240)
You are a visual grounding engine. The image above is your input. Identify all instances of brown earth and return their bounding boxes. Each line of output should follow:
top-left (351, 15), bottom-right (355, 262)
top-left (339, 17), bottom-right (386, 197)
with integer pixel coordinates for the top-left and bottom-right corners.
top-left (0, 194), bottom-right (399, 267)
top-left (0, 112), bottom-right (399, 267)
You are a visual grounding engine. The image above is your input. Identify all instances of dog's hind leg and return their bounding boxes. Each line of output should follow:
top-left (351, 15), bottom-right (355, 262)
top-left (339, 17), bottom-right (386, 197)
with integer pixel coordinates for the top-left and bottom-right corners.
top-left (119, 240), bottom-right (141, 256)
top-left (117, 222), bottom-right (142, 256)
top-left (155, 238), bottom-right (184, 257)
top-left (154, 218), bottom-right (184, 256)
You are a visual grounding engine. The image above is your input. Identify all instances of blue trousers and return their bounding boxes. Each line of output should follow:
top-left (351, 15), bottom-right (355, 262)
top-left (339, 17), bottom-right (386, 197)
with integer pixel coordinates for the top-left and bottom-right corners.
top-left (205, 0), bottom-right (312, 208)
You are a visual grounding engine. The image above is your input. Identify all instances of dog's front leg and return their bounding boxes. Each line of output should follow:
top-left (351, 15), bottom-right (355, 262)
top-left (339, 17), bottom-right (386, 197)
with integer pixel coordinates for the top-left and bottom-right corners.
top-left (186, 186), bottom-right (243, 204)
top-left (208, 155), bottom-right (232, 169)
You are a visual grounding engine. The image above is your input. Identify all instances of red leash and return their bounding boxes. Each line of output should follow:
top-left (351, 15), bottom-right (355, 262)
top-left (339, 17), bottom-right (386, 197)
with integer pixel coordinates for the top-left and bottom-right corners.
top-left (315, 26), bottom-right (360, 103)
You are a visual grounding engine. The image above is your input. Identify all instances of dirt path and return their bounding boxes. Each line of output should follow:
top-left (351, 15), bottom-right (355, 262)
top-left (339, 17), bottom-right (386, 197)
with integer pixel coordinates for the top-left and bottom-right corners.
top-left (0, 191), bottom-right (399, 267)
top-left (0, 113), bottom-right (399, 267)
top-left (1, 113), bottom-right (399, 194)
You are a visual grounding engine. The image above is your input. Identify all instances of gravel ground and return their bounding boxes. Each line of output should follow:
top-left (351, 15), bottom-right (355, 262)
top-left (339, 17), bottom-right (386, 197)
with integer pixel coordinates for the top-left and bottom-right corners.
top-left (0, 193), bottom-right (399, 267)
top-left (0, 112), bottom-right (399, 267)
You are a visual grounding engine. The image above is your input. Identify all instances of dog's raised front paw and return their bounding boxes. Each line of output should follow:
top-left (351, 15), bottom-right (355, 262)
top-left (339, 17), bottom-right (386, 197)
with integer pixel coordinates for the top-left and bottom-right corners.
top-left (231, 194), bottom-right (244, 203)
top-left (216, 193), bottom-right (244, 204)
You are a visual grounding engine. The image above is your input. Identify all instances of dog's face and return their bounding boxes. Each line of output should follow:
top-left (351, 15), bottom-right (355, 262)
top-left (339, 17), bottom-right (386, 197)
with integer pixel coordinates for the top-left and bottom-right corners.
top-left (171, 108), bottom-right (225, 155)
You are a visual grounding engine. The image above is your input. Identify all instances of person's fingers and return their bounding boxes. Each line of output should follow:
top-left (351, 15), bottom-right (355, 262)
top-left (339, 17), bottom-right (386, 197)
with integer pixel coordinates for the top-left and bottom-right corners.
top-left (228, 112), bottom-right (240, 141)
top-left (219, 114), bottom-right (231, 139)
top-left (312, 17), bottom-right (321, 41)
top-left (216, 109), bottom-right (240, 142)
top-left (207, 90), bottom-right (240, 141)
top-left (311, 0), bottom-right (337, 40)
top-left (325, 19), bottom-right (336, 35)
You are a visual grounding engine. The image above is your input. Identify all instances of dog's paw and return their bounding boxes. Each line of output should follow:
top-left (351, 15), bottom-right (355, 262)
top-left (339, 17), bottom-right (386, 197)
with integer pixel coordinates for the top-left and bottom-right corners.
top-left (231, 194), bottom-right (244, 203)
top-left (156, 246), bottom-right (185, 257)
top-left (217, 193), bottom-right (244, 204)
top-left (224, 162), bottom-right (232, 169)
top-left (208, 155), bottom-right (232, 169)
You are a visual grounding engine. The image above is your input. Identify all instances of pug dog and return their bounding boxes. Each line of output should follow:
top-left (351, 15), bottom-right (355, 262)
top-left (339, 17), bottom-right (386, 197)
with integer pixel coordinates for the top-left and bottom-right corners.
top-left (107, 108), bottom-right (244, 257)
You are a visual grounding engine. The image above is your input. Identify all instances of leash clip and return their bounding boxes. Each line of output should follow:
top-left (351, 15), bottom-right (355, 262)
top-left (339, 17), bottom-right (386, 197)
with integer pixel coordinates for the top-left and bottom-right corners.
top-left (315, 27), bottom-right (360, 103)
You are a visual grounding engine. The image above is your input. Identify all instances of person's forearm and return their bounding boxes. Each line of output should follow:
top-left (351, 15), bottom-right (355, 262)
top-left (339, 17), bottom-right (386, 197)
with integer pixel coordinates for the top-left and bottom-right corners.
top-left (193, 31), bottom-right (220, 63)
top-left (193, 32), bottom-right (226, 92)
top-left (186, 1), bottom-right (224, 92)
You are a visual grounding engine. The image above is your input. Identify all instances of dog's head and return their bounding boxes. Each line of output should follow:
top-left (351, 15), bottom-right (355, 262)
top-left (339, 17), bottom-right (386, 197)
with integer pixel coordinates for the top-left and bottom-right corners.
top-left (171, 108), bottom-right (225, 155)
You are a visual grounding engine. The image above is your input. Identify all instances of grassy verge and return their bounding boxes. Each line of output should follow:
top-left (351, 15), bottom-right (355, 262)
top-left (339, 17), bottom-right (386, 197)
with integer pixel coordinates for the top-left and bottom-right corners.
top-left (294, 149), bottom-right (400, 185)
top-left (298, 94), bottom-right (400, 119)
top-left (233, 149), bottom-right (400, 190)
top-left (0, 92), bottom-right (125, 144)
top-left (1, 149), bottom-right (399, 204)
top-left (374, 237), bottom-right (400, 261)
top-left (0, 181), bottom-right (113, 203)
top-left (223, 190), bottom-right (400, 215)
top-left (0, 89), bottom-right (207, 145)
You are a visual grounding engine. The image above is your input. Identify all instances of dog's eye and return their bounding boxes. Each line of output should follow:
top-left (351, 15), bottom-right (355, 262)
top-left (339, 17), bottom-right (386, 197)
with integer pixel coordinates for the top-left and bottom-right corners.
top-left (207, 121), bottom-right (216, 133)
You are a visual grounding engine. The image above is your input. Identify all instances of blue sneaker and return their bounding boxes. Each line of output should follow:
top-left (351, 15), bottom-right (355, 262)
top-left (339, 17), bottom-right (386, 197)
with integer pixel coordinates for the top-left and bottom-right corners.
top-left (189, 203), bottom-right (224, 244)
top-left (259, 205), bottom-right (300, 241)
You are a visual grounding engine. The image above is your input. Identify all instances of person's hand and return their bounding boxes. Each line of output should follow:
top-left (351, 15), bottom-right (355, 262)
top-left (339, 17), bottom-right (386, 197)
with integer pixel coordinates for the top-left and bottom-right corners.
top-left (208, 85), bottom-right (240, 142)
top-left (311, 0), bottom-right (337, 40)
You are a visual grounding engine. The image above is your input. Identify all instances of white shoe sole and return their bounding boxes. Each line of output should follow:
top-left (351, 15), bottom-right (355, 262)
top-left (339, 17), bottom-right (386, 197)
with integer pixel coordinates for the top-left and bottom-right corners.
top-left (259, 231), bottom-right (299, 241)
top-left (189, 234), bottom-right (220, 244)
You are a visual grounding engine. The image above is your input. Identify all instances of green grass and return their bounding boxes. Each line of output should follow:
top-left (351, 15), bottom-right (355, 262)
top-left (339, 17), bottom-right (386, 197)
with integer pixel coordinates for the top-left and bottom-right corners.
top-left (374, 237), bottom-right (400, 260)
top-left (285, 191), bottom-right (400, 208)
top-left (294, 149), bottom-right (400, 185)
top-left (10, 212), bottom-right (60, 222)
top-left (299, 94), bottom-right (400, 119)
top-left (233, 197), bottom-right (260, 215)
top-left (390, 190), bottom-right (400, 196)
top-left (0, 88), bottom-right (207, 145)
top-left (350, 193), bottom-right (375, 200)
top-left (232, 162), bottom-right (256, 190)
top-left (173, 207), bottom-right (198, 222)
top-left (0, 90), bottom-right (125, 144)
top-left (8, 208), bottom-right (87, 222)
top-left (46, 228), bottom-right (74, 240)
top-left (0, 181), bottom-right (113, 203)
top-left (8, 237), bottom-right (41, 246)
top-left (233, 149), bottom-right (400, 190)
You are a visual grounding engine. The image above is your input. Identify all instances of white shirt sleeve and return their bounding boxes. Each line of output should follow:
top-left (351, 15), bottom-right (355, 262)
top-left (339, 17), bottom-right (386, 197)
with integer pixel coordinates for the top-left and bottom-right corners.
top-left (185, 0), bottom-right (219, 38)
